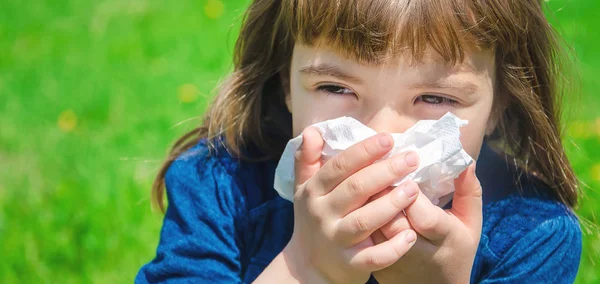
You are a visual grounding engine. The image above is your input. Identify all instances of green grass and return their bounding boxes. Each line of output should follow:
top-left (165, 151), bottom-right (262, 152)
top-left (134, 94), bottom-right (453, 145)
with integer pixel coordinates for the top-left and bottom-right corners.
top-left (0, 0), bottom-right (598, 283)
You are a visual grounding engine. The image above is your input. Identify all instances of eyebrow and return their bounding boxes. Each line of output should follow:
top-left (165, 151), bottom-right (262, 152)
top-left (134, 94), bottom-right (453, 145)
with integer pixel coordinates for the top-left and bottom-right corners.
top-left (299, 64), bottom-right (364, 84)
top-left (409, 79), bottom-right (479, 95)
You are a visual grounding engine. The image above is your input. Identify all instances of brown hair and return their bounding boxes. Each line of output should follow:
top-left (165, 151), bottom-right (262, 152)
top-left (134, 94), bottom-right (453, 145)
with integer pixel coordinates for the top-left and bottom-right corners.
top-left (152, 0), bottom-right (578, 212)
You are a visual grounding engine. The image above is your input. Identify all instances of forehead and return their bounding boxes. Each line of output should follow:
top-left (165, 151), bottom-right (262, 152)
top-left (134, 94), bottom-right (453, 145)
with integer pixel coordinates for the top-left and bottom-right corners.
top-left (292, 42), bottom-right (495, 78)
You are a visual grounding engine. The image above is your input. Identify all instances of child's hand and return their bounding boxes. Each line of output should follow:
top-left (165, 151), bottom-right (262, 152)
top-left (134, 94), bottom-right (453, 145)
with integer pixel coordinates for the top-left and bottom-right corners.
top-left (371, 163), bottom-right (482, 284)
top-left (283, 127), bottom-right (421, 284)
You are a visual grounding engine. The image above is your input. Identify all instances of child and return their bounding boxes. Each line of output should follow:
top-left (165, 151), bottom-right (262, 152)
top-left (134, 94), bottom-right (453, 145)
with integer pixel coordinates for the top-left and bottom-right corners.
top-left (137, 0), bottom-right (582, 283)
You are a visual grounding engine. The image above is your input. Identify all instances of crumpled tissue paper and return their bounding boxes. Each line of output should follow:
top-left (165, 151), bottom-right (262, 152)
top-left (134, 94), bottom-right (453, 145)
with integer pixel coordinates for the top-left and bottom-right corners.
top-left (273, 112), bottom-right (474, 207)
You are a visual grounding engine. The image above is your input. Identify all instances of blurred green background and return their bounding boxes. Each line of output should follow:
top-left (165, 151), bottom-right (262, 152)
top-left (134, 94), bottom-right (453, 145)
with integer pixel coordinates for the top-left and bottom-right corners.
top-left (0, 0), bottom-right (598, 283)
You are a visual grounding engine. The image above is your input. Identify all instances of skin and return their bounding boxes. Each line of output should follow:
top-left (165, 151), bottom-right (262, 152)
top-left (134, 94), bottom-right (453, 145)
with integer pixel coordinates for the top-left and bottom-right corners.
top-left (287, 43), bottom-right (497, 157)
top-left (255, 42), bottom-right (497, 283)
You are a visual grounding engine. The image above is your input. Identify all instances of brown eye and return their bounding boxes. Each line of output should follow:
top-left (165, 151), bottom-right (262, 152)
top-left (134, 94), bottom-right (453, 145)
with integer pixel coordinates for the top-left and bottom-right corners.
top-left (421, 94), bottom-right (444, 104)
top-left (317, 85), bottom-right (355, 96)
top-left (417, 94), bottom-right (458, 106)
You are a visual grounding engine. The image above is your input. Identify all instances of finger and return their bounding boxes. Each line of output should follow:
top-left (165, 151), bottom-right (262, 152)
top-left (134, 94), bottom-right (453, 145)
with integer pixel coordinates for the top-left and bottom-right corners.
top-left (336, 181), bottom-right (419, 245)
top-left (450, 163), bottom-right (483, 236)
top-left (369, 187), bottom-right (412, 240)
top-left (346, 229), bottom-right (417, 271)
top-left (404, 189), bottom-right (451, 243)
top-left (371, 229), bottom-right (387, 245)
top-left (380, 211), bottom-right (411, 240)
top-left (326, 151), bottom-right (419, 215)
top-left (401, 232), bottom-right (438, 259)
top-left (368, 187), bottom-right (393, 203)
top-left (310, 133), bottom-right (394, 196)
top-left (294, 127), bottom-right (324, 187)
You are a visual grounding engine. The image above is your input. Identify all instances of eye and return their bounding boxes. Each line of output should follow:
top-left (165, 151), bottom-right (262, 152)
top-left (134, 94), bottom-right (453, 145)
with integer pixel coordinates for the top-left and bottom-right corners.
top-left (416, 94), bottom-right (458, 106)
top-left (316, 84), bottom-right (356, 96)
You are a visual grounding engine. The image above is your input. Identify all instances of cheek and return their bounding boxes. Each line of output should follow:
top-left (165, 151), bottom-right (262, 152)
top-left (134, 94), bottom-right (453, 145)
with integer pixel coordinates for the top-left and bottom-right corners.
top-left (457, 94), bottom-right (495, 160)
top-left (289, 91), bottom-right (358, 136)
top-left (459, 118), bottom-right (488, 160)
top-left (291, 100), bottom-right (356, 136)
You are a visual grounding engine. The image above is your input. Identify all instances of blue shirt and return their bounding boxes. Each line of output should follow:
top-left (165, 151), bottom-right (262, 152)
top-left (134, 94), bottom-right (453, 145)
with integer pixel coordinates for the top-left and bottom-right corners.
top-left (136, 140), bottom-right (582, 283)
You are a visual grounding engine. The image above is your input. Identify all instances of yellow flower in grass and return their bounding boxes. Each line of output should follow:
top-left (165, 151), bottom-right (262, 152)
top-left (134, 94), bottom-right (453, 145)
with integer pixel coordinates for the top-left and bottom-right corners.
top-left (204, 0), bottom-right (224, 20)
top-left (178, 83), bottom-right (199, 103)
top-left (58, 109), bottom-right (77, 132)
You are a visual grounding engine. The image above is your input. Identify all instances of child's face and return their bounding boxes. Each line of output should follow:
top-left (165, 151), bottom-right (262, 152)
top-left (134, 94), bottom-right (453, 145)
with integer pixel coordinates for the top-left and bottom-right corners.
top-left (286, 42), bottom-right (498, 160)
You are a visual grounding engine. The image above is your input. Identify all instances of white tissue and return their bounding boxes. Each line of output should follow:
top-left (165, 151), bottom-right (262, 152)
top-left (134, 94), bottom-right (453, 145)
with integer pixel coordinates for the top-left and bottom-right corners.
top-left (273, 112), bottom-right (474, 207)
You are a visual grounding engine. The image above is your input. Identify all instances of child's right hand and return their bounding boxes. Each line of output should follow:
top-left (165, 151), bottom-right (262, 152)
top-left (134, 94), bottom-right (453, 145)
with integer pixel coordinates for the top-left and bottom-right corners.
top-left (283, 127), bottom-right (420, 284)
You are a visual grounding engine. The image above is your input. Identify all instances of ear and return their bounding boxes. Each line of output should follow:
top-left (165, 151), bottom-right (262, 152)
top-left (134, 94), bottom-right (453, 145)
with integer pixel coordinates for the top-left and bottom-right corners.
top-left (486, 93), bottom-right (509, 135)
top-left (279, 66), bottom-right (292, 113)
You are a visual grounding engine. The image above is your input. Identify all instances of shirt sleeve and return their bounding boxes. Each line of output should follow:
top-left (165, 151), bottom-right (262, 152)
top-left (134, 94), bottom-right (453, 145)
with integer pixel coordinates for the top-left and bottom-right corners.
top-left (136, 150), bottom-right (248, 283)
top-left (477, 215), bottom-right (582, 284)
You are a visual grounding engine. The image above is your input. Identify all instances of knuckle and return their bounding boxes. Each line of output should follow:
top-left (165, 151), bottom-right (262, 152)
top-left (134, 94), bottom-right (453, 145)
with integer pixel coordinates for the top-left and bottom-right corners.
top-left (387, 157), bottom-right (402, 176)
top-left (353, 215), bottom-right (370, 234)
top-left (303, 179), bottom-right (323, 197)
top-left (473, 186), bottom-right (483, 198)
top-left (292, 188), bottom-right (303, 202)
top-left (418, 217), bottom-right (438, 232)
top-left (361, 141), bottom-right (377, 157)
top-left (331, 221), bottom-right (350, 244)
top-left (313, 209), bottom-right (328, 227)
top-left (473, 181), bottom-right (483, 198)
top-left (387, 218), bottom-right (408, 235)
top-left (392, 241), bottom-right (410, 261)
top-left (365, 254), bottom-right (383, 268)
top-left (306, 199), bottom-right (327, 223)
top-left (391, 242), bottom-right (405, 258)
top-left (331, 155), bottom-right (348, 173)
top-left (294, 181), bottom-right (310, 200)
top-left (348, 178), bottom-right (365, 196)
top-left (323, 223), bottom-right (337, 240)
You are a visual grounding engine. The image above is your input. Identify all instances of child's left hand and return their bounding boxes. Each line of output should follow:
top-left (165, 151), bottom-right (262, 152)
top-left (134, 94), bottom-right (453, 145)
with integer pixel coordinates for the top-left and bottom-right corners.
top-left (371, 164), bottom-right (482, 284)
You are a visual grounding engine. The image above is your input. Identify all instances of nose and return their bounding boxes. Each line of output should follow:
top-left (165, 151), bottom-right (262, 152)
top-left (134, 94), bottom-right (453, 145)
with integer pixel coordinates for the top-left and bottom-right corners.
top-left (361, 107), bottom-right (417, 134)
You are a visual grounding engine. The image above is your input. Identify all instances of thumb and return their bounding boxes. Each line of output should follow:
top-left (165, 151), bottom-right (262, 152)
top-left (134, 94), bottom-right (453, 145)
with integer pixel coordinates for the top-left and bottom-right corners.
top-left (450, 163), bottom-right (483, 236)
top-left (294, 127), bottom-right (324, 187)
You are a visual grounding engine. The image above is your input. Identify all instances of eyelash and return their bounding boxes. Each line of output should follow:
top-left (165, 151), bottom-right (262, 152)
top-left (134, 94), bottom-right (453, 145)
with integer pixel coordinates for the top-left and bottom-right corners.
top-left (316, 84), bottom-right (356, 96)
top-left (316, 84), bottom-right (458, 106)
top-left (415, 94), bottom-right (459, 107)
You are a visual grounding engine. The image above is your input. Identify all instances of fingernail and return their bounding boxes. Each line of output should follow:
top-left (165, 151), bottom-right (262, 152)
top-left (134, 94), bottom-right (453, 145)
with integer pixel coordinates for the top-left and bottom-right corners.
top-left (378, 133), bottom-right (392, 148)
top-left (400, 183), bottom-right (418, 200)
top-left (405, 152), bottom-right (419, 167)
top-left (403, 230), bottom-right (416, 244)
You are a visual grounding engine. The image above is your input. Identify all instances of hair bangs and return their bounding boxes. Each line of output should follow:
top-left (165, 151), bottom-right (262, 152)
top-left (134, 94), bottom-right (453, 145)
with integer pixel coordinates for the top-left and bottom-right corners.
top-left (285, 0), bottom-right (493, 65)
